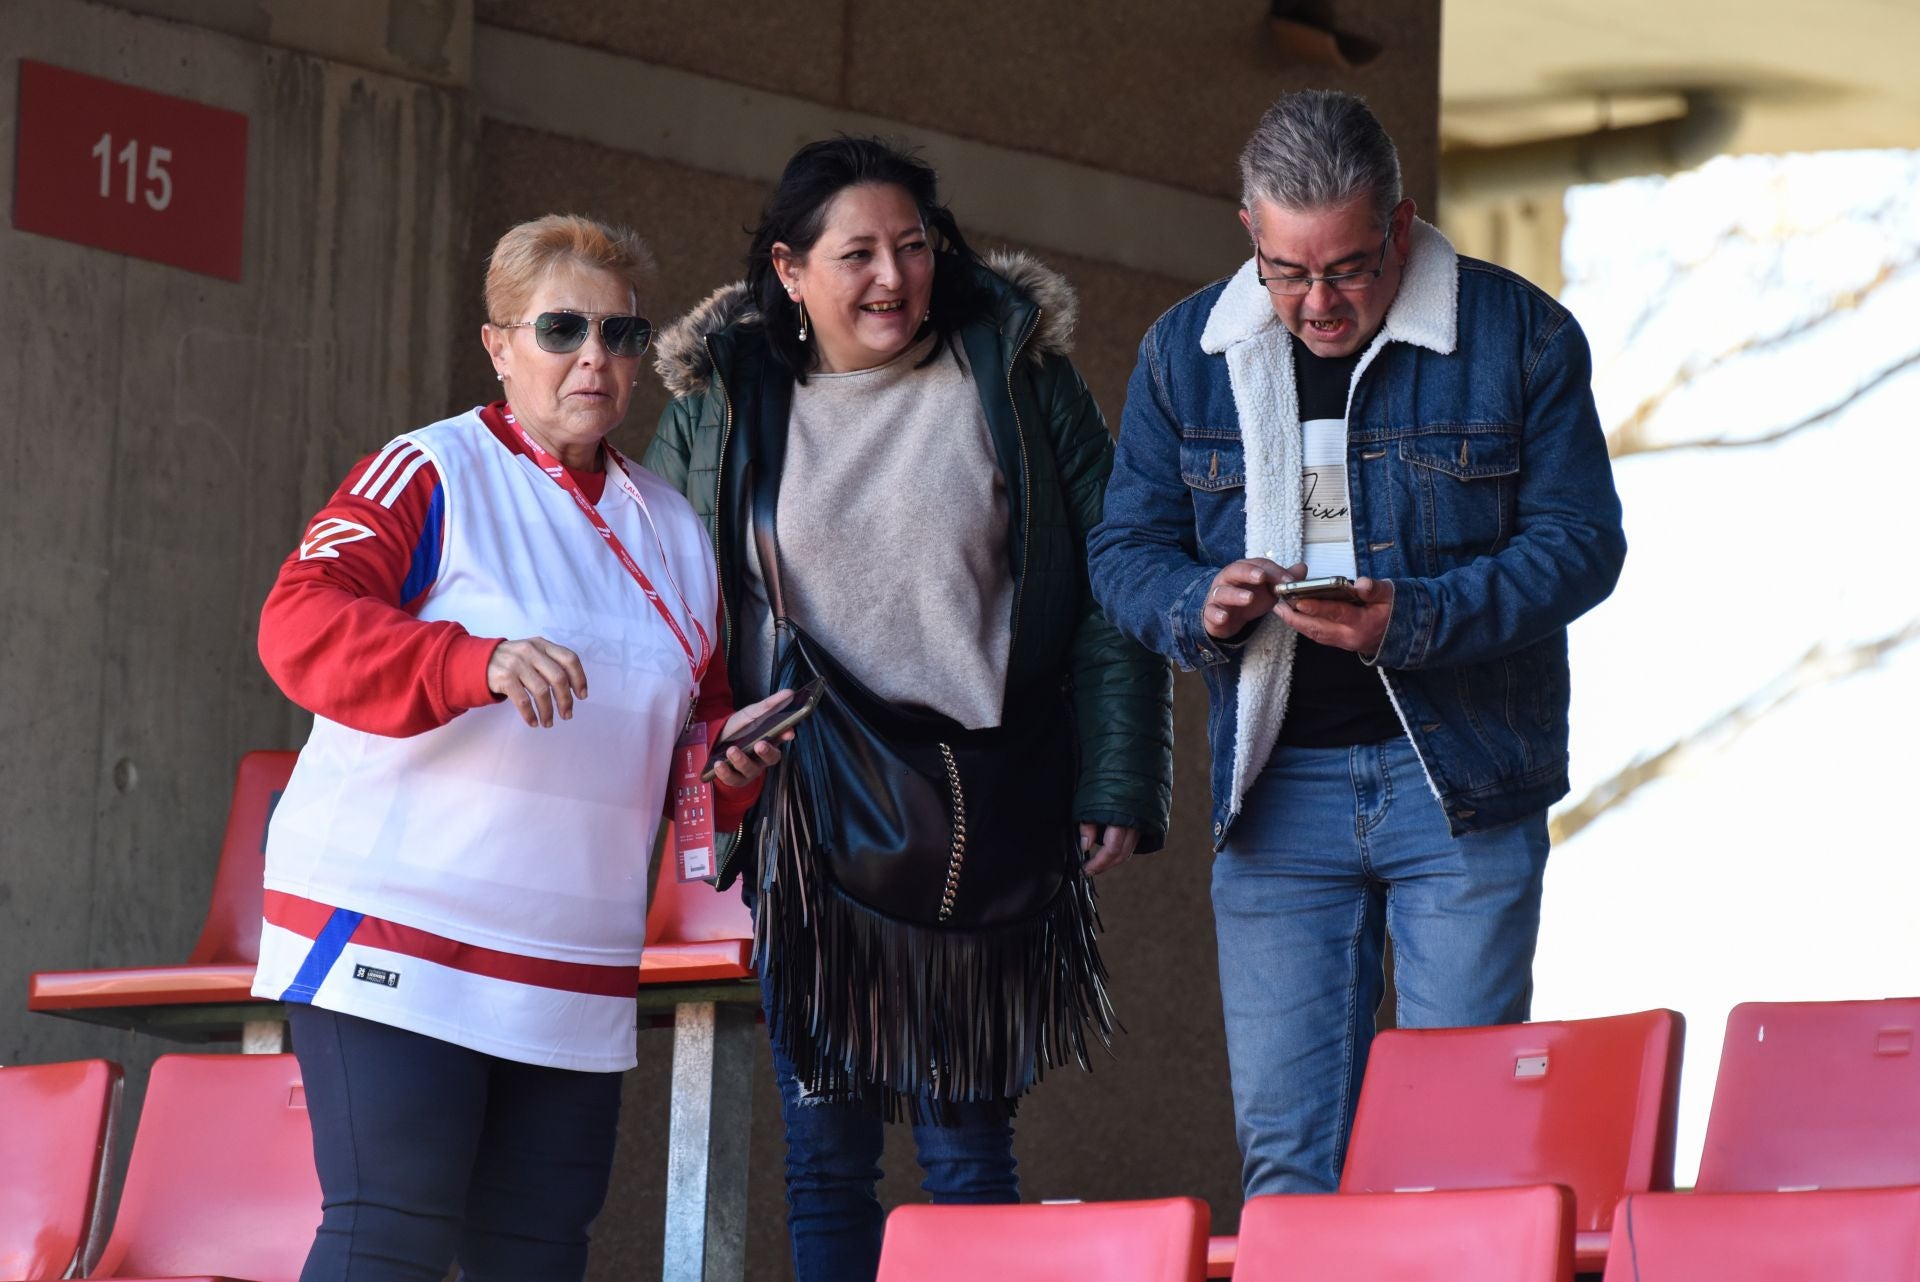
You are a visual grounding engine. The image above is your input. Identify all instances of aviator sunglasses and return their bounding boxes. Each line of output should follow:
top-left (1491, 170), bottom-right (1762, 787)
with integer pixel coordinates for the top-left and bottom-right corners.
top-left (499, 310), bottom-right (654, 358)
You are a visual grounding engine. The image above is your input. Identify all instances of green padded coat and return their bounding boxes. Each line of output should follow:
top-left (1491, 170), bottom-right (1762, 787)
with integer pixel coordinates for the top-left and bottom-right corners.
top-left (644, 250), bottom-right (1174, 885)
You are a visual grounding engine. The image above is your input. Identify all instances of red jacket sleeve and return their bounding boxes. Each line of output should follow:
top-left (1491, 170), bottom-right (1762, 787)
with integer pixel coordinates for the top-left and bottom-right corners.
top-left (690, 643), bottom-right (764, 830)
top-left (258, 439), bottom-right (500, 737)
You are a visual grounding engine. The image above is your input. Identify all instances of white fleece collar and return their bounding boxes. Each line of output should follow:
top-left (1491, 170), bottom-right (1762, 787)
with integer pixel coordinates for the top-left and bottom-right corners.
top-left (1203, 218), bottom-right (1459, 815)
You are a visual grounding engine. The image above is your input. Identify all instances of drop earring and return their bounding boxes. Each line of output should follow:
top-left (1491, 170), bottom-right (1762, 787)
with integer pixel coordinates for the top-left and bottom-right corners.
top-left (794, 296), bottom-right (810, 343)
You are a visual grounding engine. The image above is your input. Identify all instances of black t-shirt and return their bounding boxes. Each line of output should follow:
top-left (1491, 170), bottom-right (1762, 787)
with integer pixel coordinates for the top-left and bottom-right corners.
top-left (1275, 334), bottom-right (1404, 749)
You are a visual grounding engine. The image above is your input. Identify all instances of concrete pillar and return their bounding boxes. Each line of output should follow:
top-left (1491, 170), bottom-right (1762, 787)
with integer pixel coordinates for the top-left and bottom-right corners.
top-left (0, 0), bottom-right (474, 1108)
top-left (1438, 189), bottom-right (1571, 297)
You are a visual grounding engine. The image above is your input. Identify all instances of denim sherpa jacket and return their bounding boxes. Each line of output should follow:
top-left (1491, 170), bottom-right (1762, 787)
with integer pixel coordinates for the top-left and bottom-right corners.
top-left (1088, 219), bottom-right (1626, 845)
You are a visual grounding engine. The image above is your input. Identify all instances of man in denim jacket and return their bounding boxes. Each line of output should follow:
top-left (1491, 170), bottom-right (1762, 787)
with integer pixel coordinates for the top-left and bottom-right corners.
top-left (1089, 91), bottom-right (1626, 1197)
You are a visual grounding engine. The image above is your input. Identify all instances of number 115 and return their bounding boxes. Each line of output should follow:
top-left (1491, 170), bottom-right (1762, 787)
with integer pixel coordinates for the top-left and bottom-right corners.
top-left (91, 132), bottom-right (173, 211)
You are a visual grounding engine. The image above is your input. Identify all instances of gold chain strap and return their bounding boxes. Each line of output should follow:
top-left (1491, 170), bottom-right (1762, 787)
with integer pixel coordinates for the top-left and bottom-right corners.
top-left (936, 743), bottom-right (967, 921)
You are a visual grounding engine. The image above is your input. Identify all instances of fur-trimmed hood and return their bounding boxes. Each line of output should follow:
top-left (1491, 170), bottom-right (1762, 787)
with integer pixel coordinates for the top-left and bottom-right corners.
top-left (653, 249), bottom-right (1080, 400)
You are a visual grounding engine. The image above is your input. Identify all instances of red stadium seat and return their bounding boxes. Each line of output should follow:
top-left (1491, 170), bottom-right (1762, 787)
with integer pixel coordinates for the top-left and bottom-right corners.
top-left (1233, 1185), bottom-right (1574, 1282)
top-left (876, 1198), bottom-right (1210, 1282)
top-left (0, 1059), bottom-right (123, 1280)
top-left (1601, 1187), bottom-right (1920, 1281)
top-left (89, 1053), bottom-right (319, 1282)
top-left (1697, 998), bottom-right (1920, 1192)
top-left (28, 752), bottom-right (297, 1019)
top-left (1339, 1009), bottom-right (1684, 1274)
top-left (640, 832), bottom-right (755, 985)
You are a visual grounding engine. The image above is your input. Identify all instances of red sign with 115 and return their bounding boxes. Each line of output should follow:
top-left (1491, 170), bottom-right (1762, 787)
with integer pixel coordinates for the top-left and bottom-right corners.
top-left (13, 59), bottom-right (249, 282)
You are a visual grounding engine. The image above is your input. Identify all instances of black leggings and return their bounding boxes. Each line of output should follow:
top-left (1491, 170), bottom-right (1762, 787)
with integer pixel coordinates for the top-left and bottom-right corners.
top-left (288, 1005), bottom-right (624, 1282)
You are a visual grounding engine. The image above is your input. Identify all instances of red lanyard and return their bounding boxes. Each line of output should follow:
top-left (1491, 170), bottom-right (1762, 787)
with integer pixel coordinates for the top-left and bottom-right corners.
top-left (502, 407), bottom-right (712, 683)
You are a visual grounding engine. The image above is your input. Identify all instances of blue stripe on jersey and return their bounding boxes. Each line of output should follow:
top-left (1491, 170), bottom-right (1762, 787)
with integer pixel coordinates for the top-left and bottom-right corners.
top-left (399, 481), bottom-right (446, 607)
top-left (278, 908), bottom-right (366, 1003)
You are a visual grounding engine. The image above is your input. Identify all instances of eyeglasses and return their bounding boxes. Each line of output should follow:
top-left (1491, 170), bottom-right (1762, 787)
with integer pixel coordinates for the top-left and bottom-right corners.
top-left (499, 311), bottom-right (654, 357)
top-left (1255, 231), bottom-right (1392, 297)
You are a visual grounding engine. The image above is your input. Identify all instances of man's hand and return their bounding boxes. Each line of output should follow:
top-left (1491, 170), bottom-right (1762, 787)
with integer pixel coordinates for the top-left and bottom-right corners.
top-left (1078, 823), bottom-right (1141, 875)
top-left (1203, 559), bottom-right (1298, 639)
top-left (1276, 577), bottom-right (1395, 658)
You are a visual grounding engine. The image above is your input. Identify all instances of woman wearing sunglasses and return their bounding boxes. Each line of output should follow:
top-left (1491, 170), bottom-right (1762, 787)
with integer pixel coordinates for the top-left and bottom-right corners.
top-left (646, 138), bottom-right (1174, 1282)
top-left (252, 214), bottom-right (791, 1282)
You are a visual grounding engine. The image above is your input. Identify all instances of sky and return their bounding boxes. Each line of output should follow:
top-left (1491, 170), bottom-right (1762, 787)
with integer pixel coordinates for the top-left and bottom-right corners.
top-left (1532, 148), bottom-right (1920, 1182)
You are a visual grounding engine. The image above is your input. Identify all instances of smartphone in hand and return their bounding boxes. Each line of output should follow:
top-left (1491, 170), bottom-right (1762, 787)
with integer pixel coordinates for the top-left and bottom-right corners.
top-left (1274, 575), bottom-right (1365, 606)
top-left (699, 678), bottom-right (826, 782)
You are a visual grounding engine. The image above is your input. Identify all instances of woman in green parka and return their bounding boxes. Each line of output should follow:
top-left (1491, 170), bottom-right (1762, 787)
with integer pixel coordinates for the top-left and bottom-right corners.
top-left (644, 136), bottom-right (1172, 1282)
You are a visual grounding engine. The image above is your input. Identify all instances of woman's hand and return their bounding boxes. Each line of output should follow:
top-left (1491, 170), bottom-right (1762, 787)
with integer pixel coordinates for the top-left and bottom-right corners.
top-left (1079, 823), bottom-right (1141, 875)
top-left (487, 637), bottom-right (588, 728)
top-left (709, 689), bottom-right (797, 789)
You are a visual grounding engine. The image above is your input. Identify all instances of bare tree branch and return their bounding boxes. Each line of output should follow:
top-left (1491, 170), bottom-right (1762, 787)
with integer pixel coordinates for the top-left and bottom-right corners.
top-left (1607, 255), bottom-right (1919, 457)
top-left (1601, 224), bottom-right (1773, 358)
top-left (1609, 347), bottom-right (1920, 459)
top-left (1583, 194), bottom-right (1909, 360)
top-left (1551, 618), bottom-right (1920, 845)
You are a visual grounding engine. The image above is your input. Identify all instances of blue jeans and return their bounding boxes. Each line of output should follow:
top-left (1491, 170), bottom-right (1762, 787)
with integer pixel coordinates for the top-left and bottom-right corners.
top-left (288, 1005), bottom-right (623, 1282)
top-left (764, 985), bottom-right (1020, 1282)
top-left (1211, 736), bottom-right (1550, 1197)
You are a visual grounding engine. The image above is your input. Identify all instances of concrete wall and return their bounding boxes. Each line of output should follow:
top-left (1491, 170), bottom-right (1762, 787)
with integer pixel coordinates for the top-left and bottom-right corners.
top-left (476, 0), bottom-right (1440, 211)
top-left (2, 3), bottom-right (1438, 1278)
top-left (0, 0), bottom-right (474, 1197)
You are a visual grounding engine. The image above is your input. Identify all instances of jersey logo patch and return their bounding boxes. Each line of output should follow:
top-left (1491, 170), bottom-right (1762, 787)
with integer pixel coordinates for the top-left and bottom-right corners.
top-left (300, 517), bottom-right (377, 560)
top-left (352, 963), bottom-right (400, 988)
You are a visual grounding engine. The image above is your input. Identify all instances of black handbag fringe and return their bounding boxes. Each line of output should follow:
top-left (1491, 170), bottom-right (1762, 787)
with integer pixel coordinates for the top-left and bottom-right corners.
top-left (752, 759), bottom-right (1117, 1123)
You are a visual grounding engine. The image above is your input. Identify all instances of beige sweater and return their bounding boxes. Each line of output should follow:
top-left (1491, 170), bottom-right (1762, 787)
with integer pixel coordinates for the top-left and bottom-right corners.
top-left (740, 338), bottom-right (1013, 729)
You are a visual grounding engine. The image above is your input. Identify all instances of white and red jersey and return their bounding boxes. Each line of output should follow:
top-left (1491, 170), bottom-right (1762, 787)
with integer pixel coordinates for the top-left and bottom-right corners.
top-left (253, 404), bottom-right (754, 1071)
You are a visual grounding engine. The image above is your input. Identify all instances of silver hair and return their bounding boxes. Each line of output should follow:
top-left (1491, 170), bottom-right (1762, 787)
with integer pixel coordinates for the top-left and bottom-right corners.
top-left (1238, 90), bottom-right (1402, 230)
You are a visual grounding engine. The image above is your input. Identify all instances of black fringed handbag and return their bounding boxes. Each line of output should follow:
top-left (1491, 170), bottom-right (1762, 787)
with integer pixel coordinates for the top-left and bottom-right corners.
top-left (746, 447), bottom-right (1115, 1119)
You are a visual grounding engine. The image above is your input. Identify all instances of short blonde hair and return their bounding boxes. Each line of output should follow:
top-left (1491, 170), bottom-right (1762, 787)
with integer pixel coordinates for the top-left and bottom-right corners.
top-left (484, 214), bottom-right (657, 323)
